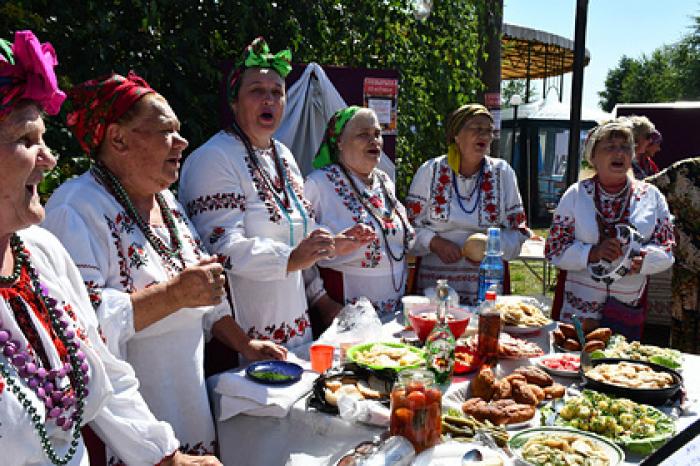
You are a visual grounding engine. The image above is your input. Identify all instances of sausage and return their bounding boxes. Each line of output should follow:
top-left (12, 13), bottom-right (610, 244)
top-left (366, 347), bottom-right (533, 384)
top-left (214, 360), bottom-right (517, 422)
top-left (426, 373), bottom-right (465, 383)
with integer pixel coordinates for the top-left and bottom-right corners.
top-left (552, 328), bottom-right (566, 346)
top-left (559, 323), bottom-right (578, 340)
top-left (584, 340), bottom-right (606, 353)
top-left (563, 338), bottom-right (582, 351)
top-left (585, 327), bottom-right (613, 344)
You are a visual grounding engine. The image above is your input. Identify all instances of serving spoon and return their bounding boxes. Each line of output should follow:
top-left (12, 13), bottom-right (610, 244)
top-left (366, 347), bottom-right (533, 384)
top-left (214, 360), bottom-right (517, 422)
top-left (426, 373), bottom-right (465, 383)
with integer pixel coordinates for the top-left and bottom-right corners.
top-left (572, 315), bottom-right (592, 382)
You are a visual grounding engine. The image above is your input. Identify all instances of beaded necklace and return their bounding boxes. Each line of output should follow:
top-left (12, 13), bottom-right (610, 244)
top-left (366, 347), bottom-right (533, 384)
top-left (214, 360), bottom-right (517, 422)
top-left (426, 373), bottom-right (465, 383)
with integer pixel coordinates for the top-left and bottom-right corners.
top-left (91, 162), bottom-right (186, 272)
top-left (593, 177), bottom-right (632, 237)
top-left (0, 234), bottom-right (89, 465)
top-left (452, 160), bottom-right (485, 215)
top-left (338, 164), bottom-right (410, 293)
top-left (228, 122), bottom-right (309, 246)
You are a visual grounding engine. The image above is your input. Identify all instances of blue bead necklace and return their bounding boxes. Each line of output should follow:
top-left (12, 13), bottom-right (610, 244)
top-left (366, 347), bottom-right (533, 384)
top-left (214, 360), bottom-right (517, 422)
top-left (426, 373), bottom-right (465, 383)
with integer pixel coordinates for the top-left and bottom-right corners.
top-left (452, 160), bottom-right (485, 215)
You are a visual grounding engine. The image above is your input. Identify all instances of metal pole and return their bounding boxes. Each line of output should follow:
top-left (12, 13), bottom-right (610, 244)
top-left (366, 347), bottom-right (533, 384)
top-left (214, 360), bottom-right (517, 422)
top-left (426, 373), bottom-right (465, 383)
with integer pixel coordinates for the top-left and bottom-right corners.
top-left (526, 44), bottom-right (532, 103)
top-left (511, 105), bottom-right (519, 165)
top-left (566, 0), bottom-right (589, 188)
top-left (559, 52), bottom-right (565, 102)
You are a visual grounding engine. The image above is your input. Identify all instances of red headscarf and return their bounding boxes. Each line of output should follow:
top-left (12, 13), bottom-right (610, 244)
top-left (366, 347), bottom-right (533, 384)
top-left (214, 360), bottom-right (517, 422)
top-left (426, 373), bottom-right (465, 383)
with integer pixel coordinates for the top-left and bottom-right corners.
top-left (66, 72), bottom-right (155, 156)
top-left (0, 30), bottom-right (66, 121)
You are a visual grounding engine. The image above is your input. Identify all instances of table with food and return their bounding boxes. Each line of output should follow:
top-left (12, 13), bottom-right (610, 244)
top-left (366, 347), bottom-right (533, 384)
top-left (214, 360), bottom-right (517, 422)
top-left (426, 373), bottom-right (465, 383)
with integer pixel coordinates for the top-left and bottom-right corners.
top-left (209, 292), bottom-right (699, 466)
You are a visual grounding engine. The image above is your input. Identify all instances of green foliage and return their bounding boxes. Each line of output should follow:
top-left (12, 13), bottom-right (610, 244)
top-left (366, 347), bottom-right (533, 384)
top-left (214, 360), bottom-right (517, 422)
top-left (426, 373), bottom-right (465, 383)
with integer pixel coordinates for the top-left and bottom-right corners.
top-left (501, 79), bottom-right (537, 106)
top-left (1, 0), bottom-right (489, 199)
top-left (599, 15), bottom-right (700, 112)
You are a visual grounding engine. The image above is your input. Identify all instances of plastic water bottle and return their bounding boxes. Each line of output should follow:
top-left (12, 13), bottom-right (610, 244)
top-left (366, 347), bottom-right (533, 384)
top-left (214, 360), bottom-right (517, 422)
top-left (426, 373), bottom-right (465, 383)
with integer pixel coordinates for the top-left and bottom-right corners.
top-left (477, 227), bottom-right (504, 303)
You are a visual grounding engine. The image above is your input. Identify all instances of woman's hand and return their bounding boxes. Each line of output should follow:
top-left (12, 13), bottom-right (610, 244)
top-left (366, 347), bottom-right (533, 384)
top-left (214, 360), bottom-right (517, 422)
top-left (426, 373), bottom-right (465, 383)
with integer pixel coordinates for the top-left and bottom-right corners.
top-left (429, 236), bottom-right (462, 264)
top-left (287, 228), bottom-right (336, 272)
top-left (588, 238), bottom-right (623, 264)
top-left (334, 223), bottom-right (376, 256)
top-left (165, 451), bottom-right (222, 466)
top-left (241, 339), bottom-right (288, 361)
top-left (167, 257), bottom-right (226, 309)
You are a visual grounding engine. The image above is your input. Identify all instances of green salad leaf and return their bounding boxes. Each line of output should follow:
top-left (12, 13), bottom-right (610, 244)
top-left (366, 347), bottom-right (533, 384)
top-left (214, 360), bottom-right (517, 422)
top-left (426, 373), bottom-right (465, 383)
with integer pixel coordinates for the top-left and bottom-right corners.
top-left (596, 335), bottom-right (683, 369)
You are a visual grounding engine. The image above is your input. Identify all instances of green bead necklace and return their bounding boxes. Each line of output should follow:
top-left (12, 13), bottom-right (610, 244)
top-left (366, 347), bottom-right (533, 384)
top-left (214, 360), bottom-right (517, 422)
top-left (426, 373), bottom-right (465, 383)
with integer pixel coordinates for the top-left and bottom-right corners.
top-left (91, 162), bottom-right (185, 271)
top-left (0, 234), bottom-right (87, 465)
top-left (0, 235), bottom-right (24, 284)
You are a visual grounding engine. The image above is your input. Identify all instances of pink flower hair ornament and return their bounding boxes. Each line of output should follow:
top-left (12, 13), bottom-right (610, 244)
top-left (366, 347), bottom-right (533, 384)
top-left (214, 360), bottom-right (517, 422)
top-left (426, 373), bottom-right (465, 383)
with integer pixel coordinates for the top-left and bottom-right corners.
top-left (0, 30), bottom-right (66, 121)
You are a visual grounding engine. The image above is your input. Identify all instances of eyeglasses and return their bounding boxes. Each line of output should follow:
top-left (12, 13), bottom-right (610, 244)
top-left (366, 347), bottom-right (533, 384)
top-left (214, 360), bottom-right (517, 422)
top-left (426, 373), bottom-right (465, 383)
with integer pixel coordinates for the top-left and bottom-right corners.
top-left (464, 126), bottom-right (496, 137)
top-left (598, 143), bottom-right (633, 154)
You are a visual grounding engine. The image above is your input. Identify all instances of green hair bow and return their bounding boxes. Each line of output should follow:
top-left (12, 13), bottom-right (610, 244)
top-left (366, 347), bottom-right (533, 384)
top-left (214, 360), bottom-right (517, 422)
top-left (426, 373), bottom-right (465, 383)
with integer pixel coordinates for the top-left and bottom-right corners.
top-left (228, 37), bottom-right (292, 102)
top-left (312, 106), bottom-right (362, 169)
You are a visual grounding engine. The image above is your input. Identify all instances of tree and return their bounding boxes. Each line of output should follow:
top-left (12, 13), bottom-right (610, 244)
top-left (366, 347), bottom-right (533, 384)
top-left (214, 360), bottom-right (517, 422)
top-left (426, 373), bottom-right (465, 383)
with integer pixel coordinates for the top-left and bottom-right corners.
top-left (599, 15), bottom-right (700, 111)
top-left (501, 79), bottom-right (537, 106)
top-left (1, 0), bottom-right (491, 199)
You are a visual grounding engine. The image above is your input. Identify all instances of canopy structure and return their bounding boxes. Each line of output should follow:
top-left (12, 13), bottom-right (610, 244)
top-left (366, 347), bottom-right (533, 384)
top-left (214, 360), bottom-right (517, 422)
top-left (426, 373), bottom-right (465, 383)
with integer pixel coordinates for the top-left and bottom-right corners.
top-left (501, 23), bottom-right (591, 102)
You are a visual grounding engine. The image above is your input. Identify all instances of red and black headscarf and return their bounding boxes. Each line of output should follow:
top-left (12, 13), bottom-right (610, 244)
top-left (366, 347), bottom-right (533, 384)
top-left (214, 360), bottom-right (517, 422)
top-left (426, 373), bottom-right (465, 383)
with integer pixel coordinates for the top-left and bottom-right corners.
top-left (65, 72), bottom-right (155, 156)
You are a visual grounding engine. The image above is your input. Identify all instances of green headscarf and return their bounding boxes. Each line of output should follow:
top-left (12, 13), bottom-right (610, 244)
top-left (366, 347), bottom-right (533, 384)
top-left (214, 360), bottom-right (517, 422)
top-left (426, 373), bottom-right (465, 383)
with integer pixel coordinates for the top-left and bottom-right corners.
top-left (312, 106), bottom-right (362, 169)
top-left (227, 37), bottom-right (292, 103)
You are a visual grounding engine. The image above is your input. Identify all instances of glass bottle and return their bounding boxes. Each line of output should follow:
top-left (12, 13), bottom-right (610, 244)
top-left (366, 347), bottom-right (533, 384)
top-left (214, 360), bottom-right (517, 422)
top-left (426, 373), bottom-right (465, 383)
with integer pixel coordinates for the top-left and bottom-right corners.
top-left (477, 288), bottom-right (500, 364)
top-left (424, 279), bottom-right (456, 386)
top-left (477, 227), bottom-right (504, 303)
top-left (389, 369), bottom-right (442, 453)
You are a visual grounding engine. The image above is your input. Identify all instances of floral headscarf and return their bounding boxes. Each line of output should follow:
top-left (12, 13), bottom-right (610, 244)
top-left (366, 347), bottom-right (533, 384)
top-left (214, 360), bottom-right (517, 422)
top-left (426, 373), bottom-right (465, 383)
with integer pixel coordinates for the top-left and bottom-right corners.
top-left (312, 106), bottom-right (362, 169)
top-left (227, 37), bottom-right (292, 103)
top-left (0, 30), bottom-right (65, 121)
top-left (66, 72), bottom-right (155, 156)
top-left (445, 104), bottom-right (492, 173)
top-left (583, 120), bottom-right (634, 166)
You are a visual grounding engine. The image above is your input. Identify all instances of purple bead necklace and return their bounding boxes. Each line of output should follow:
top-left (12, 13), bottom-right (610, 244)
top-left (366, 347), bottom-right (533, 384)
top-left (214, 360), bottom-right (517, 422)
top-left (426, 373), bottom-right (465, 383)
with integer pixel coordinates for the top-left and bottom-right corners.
top-left (0, 234), bottom-right (89, 465)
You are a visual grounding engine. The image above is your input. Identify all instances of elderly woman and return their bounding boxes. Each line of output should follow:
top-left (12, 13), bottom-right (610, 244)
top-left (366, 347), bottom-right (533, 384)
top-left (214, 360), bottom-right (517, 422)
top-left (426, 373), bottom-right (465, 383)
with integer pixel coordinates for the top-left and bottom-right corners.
top-left (633, 129), bottom-right (662, 180)
top-left (178, 38), bottom-right (371, 347)
top-left (43, 72), bottom-right (286, 458)
top-left (647, 158), bottom-right (700, 353)
top-left (545, 121), bottom-right (675, 331)
top-left (305, 107), bottom-right (414, 318)
top-left (405, 104), bottom-right (531, 305)
top-left (625, 115), bottom-right (660, 180)
top-left (0, 30), bottom-right (218, 466)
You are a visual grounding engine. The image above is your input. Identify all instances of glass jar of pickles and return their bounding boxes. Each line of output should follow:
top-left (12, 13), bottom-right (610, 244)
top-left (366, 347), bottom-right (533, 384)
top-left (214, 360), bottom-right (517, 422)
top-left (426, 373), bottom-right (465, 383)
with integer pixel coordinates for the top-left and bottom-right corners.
top-left (389, 369), bottom-right (442, 453)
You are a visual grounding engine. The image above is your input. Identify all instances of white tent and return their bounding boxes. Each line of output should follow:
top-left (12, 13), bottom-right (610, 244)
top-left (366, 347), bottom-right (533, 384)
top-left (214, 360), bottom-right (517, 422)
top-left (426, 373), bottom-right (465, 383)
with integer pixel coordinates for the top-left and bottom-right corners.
top-left (274, 63), bottom-right (396, 179)
top-left (500, 90), bottom-right (612, 123)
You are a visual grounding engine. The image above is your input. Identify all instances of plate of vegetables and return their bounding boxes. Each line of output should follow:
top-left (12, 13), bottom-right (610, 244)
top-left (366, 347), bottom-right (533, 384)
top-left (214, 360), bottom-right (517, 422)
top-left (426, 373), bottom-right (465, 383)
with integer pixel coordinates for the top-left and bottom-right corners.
top-left (591, 334), bottom-right (683, 370)
top-left (246, 360), bottom-right (303, 385)
top-left (541, 389), bottom-right (676, 455)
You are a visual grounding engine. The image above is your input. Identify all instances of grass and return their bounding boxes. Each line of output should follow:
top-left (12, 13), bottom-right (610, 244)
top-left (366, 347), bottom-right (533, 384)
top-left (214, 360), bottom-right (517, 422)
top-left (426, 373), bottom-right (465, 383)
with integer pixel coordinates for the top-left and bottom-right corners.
top-left (510, 228), bottom-right (555, 298)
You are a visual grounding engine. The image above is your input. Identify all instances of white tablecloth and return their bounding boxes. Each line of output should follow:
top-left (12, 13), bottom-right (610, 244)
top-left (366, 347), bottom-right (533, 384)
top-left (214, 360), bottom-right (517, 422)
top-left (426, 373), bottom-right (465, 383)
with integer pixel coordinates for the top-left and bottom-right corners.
top-left (212, 320), bottom-right (700, 466)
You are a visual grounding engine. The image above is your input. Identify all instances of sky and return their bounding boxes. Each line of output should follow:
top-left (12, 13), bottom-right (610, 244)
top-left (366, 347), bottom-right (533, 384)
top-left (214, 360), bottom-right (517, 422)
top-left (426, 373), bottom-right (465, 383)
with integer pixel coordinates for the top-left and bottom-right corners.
top-left (503, 0), bottom-right (698, 111)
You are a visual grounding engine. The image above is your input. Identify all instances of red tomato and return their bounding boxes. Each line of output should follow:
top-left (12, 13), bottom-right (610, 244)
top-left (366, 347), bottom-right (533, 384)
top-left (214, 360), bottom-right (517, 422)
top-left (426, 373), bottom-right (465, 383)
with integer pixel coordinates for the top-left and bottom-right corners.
top-left (392, 407), bottom-right (413, 427)
top-left (406, 381), bottom-right (426, 394)
top-left (407, 390), bottom-right (427, 409)
top-left (426, 387), bottom-right (442, 405)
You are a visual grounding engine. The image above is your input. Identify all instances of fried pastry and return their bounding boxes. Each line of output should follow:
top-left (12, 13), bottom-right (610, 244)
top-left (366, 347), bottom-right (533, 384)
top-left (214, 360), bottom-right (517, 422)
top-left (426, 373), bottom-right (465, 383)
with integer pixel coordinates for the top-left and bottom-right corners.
top-left (471, 367), bottom-right (497, 400)
top-left (512, 382), bottom-right (539, 405)
top-left (543, 383), bottom-right (566, 399)
top-left (513, 366), bottom-right (553, 387)
top-left (491, 378), bottom-right (512, 400)
top-left (529, 384), bottom-right (545, 403)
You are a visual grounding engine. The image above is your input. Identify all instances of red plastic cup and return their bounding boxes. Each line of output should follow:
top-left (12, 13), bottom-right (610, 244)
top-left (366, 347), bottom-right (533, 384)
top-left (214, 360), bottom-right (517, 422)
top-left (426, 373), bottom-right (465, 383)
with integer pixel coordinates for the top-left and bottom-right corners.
top-left (309, 344), bottom-right (335, 373)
